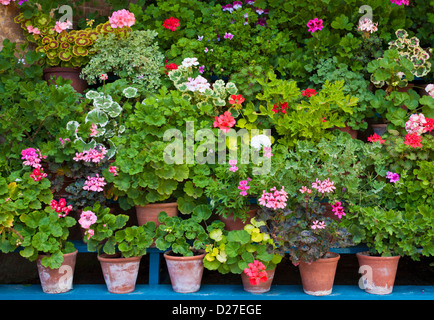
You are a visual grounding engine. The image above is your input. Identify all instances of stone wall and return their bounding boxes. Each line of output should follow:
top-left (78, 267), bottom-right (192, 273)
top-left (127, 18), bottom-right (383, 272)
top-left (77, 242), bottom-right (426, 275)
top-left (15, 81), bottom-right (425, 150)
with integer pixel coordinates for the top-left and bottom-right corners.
top-left (0, 4), bottom-right (26, 51)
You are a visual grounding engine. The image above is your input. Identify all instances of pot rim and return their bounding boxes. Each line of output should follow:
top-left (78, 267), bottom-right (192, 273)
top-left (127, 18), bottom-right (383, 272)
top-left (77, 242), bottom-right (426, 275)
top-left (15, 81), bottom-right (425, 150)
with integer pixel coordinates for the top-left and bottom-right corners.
top-left (356, 251), bottom-right (401, 259)
top-left (136, 202), bottom-right (178, 209)
top-left (43, 67), bottom-right (81, 72)
top-left (164, 249), bottom-right (206, 261)
top-left (97, 253), bottom-right (142, 263)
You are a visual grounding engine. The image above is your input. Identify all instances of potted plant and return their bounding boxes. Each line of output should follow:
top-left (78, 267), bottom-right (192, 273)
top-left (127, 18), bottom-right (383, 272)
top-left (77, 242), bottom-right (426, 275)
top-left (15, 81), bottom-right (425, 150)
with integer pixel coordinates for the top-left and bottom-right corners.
top-left (204, 218), bottom-right (283, 293)
top-left (256, 179), bottom-right (353, 296)
top-left (154, 205), bottom-right (212, 293)
top-left (79, 202), bottom-right (156, 294)
top-left (14, 10), bottom-right (122, 93)
top-left (0, 163), bottom-right (77, 294)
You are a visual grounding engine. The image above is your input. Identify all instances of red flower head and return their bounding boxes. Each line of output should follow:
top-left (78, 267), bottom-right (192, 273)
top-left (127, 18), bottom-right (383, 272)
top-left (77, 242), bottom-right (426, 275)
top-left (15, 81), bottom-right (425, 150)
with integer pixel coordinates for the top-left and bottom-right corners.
top-left (163, 17), bottom-right (180, 31)
top-left (424, 118), bottom-right (434, 132)
top-left (301, 88), bottom-right (317, 98)
top-left (404, 133), bottom-right (423, 148)
top-left (164, 62), bottom-right (178, 75)
top-left (213, 111), bottom-right (236, 133)
top-left (229, 94), bottom-right (245, 105)
top-left (272, 102), bottom-right (288, 114)
top-left (367, 133), bottom-right (385, 144)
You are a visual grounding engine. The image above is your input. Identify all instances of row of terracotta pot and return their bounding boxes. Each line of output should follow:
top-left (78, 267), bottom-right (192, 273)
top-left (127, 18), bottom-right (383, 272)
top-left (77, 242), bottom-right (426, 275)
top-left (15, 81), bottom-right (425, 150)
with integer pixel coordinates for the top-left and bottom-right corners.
top-left (36, 248), bottom-right (400, 296)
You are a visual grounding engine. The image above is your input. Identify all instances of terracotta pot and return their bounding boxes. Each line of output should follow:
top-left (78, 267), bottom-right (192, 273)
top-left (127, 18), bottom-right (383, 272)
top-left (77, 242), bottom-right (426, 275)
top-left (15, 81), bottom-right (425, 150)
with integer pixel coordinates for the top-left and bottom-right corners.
top-left (334, 126), bottom-right (358, 139)
top-left (36, 250), bottom-right (77, 294)
top-left (219, 207), bottom-right (258, 231)
top-left (298, 252), bottom-right (340, 296)
top-left (43, 67), bottom-right (88, 94)
top-left (164, 249), bottom-right (206, 293)
top-left (98, 253), bottom-right (142, 294)
top-left (241, 268), bottom-right (275, 294)
top-left (356, 251), bottom-right (400, 295)
top-left (136, 202), bottom-right (178, 227)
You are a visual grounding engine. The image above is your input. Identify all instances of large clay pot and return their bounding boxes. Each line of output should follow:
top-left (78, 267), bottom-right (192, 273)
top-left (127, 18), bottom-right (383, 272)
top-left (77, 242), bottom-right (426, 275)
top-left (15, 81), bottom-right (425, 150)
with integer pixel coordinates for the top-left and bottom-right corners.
top-left (36, 250), bottom-right (78, 294)
top-left (136, 202), bottom-right (178, 227)
top-left (298, 252), bottom-right (340, 296)
top-left (333, 125), bottom-right (358, 139)
top-left (219, 206), bottom-right (258, 231)
top-left (241, 268), bottom-right (275, 294)
top-left (43, 67), bottom-right (88, 94)
top-left (164, 249), bottom-right (206, 293)
top-left (356, 251), bottom-right (400, 295)
top-left (98, 253), bottom-right (142, 294)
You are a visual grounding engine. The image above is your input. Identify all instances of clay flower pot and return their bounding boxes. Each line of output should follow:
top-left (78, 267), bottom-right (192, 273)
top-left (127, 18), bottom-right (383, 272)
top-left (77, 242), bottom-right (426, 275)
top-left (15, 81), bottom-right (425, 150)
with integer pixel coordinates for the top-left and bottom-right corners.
top-left (36, 250), bottom-right (78, 294)
top-left (43, 67), bottom-right (88, 94)
top-left (241, 268), bottom-right (275, 294)
top-left (356, 251), bottom-right (400, 295)
top-left (164, 250), bottom-right (206, 293)
top-left (98, 253), bottom-right (142, 294)
top-left (136, 202), bottom-right (178, 227)
top-left (219, 206), bottom-right (258, 231)
top-left (298, 252), bottom-right (340, 296)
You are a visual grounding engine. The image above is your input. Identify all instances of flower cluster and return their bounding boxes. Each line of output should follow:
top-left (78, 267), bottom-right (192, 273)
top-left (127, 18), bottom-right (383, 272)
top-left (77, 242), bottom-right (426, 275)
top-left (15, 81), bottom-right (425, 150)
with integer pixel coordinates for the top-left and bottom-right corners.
top-left (358, 18), bottom-right (378, 33)
top-left (73, 146), bottom-right (107, 163)
top-left (311, 220), bottom-right (326, 230)
top-left (213, 111), bottom-right (236, 133)
top-left (404, 133), bottom-right (423, 148)
top-left (331, 201), bottom-right (346, 219)
top-left (272, 102), bottom-right (288, 114)
top-left (258, 186), bottom-right (288, 210)
top-left (21, 148), bottom-right (46, 169)
top-left (51, 198), bottom-right (73, 218)
top-left (229, 94), bottom-right (245, 105)
top-left (78, 210), bottom-right (97, 239)
top-left (164, 62), bottom-right (178, 75)
top-left (186, 75), bottom-right (211, 93)
top-left (390, 0), bottom-right (409, 5)
top-left (243, 260), bottom-right (267, 285)
top-left (163, 17), bottom-right (180, 31)
top-left (404, 113), bottom-right (433, 148)
top-left (181, 57), bottom-right (199, 68)
top-left (307, 18), bottom-right (323, 33)
top-left (108, 9), bottom-right (135, 28)
top-left (386, 171), bottom-right (400, 183)
top-left (89, 124), bottom-right (99, 137)
top-left (83, 174), bottom-right (106, 192)
top-left (250, 134), bottom-right (271, 150)
top-left (224, 32), bottom-right (234, 40)
top-left (53, 20), bottom-right (72, 33)
top-left (238, 180), bottom-right (250, 196)
top-left (30, 168), bottom-right (47, 182)
top-left (27, 25), bottom-right (40, 35)
top-left (311, 178), bottom-right (336, 194)
top-left (109, 166), bottom-right (118, 176)
top-left (425, 84), bottom-right (434, 98)
top-left (301, 88), bottom-right (317, 97)
top-left (229, 159), bottom-right (238, 172)
top-left (367, 132), bottom-right (385, 144)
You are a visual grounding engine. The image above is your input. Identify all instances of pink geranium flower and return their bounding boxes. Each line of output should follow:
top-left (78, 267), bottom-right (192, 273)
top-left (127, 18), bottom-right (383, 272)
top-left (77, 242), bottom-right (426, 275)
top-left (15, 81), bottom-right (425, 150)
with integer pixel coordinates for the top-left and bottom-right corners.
top-left (307, 18), bottom-right (323, 33)
top-left (238, 180), bottom-right (250, 196)
top-left (311, 178), bottom-right (336, 194)
top-left (213, 111), bottom-right (236, 133)
top-left (53, 20), bottom-right (72, 33)
top-left (244, 260), bottom-right (268, 285)
top-left (78, 210), bottom-right (97, 229)
top-left (109, 9), bottom-right (135, 28)
top-left (311, 220), bottom-right (326, 229)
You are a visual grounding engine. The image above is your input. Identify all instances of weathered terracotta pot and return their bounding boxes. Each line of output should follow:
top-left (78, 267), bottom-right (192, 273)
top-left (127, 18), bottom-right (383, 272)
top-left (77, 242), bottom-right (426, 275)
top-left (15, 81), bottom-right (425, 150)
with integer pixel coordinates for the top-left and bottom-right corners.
top-left (371, 123), bottom-right (388, 136)
top-left (241, 268), bottom-right (275, 294)
top-left (356, 251), bottom-right (400, 295)
top-left (36, 250), bottom-right (77, 294)
top-left (98, 253), bottom-right (142, 294)
top-left (43, 67), bottom-right (88, 94)
top-left (298, 252), bottom-right (340, 296)
top-left (333, 125), bottom-right (358, 139)
top-left (136, 202), bottom-right (178, 227)
top-left (219, 206), bottom-right (258, 231)
top-left (164, 250), bottom-right (206, 293)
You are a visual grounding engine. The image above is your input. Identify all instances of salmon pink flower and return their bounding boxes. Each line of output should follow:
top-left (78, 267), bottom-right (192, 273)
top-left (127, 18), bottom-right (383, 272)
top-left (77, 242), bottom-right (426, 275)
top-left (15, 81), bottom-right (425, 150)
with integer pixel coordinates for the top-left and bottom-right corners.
top-left (109, 9), bottom-right (135, 28)
top-left (53, 20), bottom-right (72, 33)
top-left (229, 94), bottom-right (245, 105)
top-left (213, 111), bottom-right (236, 133)
top-left (244, 260), bottom-right (268, 285)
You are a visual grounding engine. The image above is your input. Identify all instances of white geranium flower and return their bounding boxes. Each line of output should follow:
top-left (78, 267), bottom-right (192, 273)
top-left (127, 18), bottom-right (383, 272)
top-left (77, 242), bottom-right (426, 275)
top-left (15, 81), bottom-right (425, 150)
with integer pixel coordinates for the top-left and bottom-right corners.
top-left (251, 134), bottom-right (271, 150)
top-left (181, 57), bottom-right (199, 68)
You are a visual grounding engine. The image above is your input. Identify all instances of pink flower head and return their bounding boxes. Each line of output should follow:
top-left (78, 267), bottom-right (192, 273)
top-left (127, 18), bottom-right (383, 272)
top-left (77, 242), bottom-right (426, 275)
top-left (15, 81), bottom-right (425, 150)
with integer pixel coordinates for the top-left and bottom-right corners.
top-left (222, 3), bottom-right (234, 13)
top-left (30, 168), bottom-right (47, 182)
top-left (100, 74), bottom-right (108, 81)
top-left (27, 25), bottom-right (40, 35)
top-left (390, 0), bottom-right (409, 5)
top-left (83, 174), bottom-right (106, 192)
top-left (73, 146), bottom-right (108, 163)
top-left (331, 201), bottom-right (346, 219)
top-left (233, 1), bottom-right (242, 9)
top-left (109, 166), bottom-right (118, 176)
top-left (405, 113), bottom-right (427, 135)
top-left (109, 9), bottom-right (135, 28)
top-left (299, 186), bottom-right (312, 194)
top-left (50, 198), bottom-right (73, 218)
top-left (311, 220), bottom-right (326, 229)
top-left (224, 32), bottom-right (234, 40)
top-left (78, 210), bottom-right (97, 229)
top-left (163, 17), bottom-right (180, 31)
top-left (264, 146), bottom-right (273, 158)
top-left (89, 124), bottom-right (99, 137)
top-left (307, 18), bottom-right (323, 33)
top-left (21, 148), bottom-right (46, 168)
top-left (238, 180), bottom-right (250, 196)
top-left (229, 159), bottom-right (238, 172)
top-left (53, 20), bottom-right (72, 33)
top-left (386, 171), bottom-right (400, 184)
top-left (244, 260), bottom-right (267, 285)
top-left (311, 178), bottom-right (336, 194)
top-left (213, 111), bottom-right (236, 133)
top-left (258, 186), bottom-right (288, 210)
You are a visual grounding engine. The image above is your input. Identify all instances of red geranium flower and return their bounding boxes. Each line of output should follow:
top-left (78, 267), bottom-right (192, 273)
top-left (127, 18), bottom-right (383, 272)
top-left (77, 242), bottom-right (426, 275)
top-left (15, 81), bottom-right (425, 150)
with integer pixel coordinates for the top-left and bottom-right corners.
top-left (404, 132), bottom-right (423, 148)
top-left (229, 94), bottom-right (245, 105)
top-left (163, 17), bottom-right (180, 31)
top-left (164, 62), bottom-right (178, 75)
top-left (301, 88), bottom-right (317, 97)
top-left (213, 111), bottom-right (236, 133)
top-left (424, 118), bottom-right (434, 132)
top-left (272, 102), bottom-right (288, 114)
top-left (367, 133), bottom-right (385, 144)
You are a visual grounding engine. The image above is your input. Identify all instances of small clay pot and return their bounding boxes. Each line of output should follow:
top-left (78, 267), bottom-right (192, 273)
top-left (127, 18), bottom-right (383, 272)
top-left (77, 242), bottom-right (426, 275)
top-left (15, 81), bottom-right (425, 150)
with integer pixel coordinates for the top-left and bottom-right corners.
top-left (43, 67), bottom-right (88, 94)
top-left (298, 252), bottom-right (340, 296)
top-left (241, 268), bottom-right (275, 294)
top-left (164, 250), bottom-right (206, 293)
top-left (135, 202), bottom-right (178, 227)
top-left (356, 251), bottom-right (400, 295)
top-left (219, 206), bottom-right (258, 231)
top-left (98, 253), bottom-right (142, 294)
top-left (36, 250), bottom-right (78, 294)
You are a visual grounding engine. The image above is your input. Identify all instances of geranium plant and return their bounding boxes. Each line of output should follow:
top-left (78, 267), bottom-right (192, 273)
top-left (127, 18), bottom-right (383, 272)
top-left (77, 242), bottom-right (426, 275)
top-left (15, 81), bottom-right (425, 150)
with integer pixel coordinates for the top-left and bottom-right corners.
top-left (256, 179), bottom-right (353, 265)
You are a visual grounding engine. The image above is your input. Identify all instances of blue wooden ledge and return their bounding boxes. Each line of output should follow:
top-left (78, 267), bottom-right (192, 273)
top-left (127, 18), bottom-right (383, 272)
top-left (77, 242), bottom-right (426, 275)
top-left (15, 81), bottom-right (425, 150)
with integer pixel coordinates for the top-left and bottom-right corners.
top-left (0, 284), bottom-right (431, 300)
